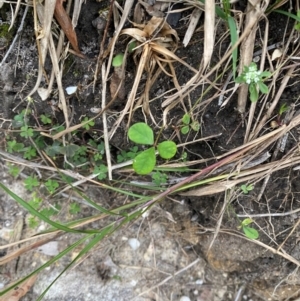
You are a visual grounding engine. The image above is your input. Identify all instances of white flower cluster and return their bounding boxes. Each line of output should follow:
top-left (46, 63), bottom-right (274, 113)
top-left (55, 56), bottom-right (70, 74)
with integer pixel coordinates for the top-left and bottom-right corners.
top-left (244, 64), bottom-right (262, 84)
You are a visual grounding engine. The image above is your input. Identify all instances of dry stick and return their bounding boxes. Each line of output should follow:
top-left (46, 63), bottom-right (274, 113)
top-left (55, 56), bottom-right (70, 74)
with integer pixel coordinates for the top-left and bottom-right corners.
top-left (256, 106), bottom-right (296, 201)
top-left (250, 65), bottom-right (296, 140)
top-left (28, 0), bottom-right (56, 98)
top-left (43, 0), bottom-right (134, 141)
top-left (9, 0), bottom-right (22, 31)
top-left (244, 14), bottom-right (269, 143)
top-left (101, 63), bottom-right (113, 180)
top-left (180, 155), bottom-right (300, 196)
top-left (48, 34), bottom-right (70, 128)
top-left (237, 0), bottom-right (267, 116)
top-left (203, 0), bottom-right (215, 70)
top-left (237, 207), bottom-right (300, 218)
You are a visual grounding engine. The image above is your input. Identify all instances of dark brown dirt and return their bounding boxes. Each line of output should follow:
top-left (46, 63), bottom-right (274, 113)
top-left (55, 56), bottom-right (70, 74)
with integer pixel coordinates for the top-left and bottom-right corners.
top-left (1, 1), bottom-right (300, 301)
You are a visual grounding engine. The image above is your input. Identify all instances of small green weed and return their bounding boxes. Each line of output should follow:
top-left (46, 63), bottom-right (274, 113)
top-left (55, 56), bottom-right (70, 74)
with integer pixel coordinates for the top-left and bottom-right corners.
top-left (235, 62), bottom-right (271, 102)
top-left (40, 114), bottom-right (52, 125)
top-left (181, 114), bottom-right (200, 135)
top-left (128, 123), bottom-right (177, 175)
top-left (81, 117), bottom-right (95, 130)
top-left (8, 164), bottom-right (20, 177)
top-left (112, 53), bottom-right (125, 67)
top-left (23, 146), bottom-right (37, 160)
top-left (69, 203), bottom-right (81, 215)
top-left (24, 176), bottom-right (39, 191)
top-left (20, 125), bottom-right (34, 138)
top-left (7, 140), bottom-right (25, 153)
top-left (117, 146), bottom-right (139, 163)
top-left (241, 184), bottom-right (254, 194)
top-left (45, 179), bottom-right (59, 194)
top-left (238, 218), bottom-right (259, 240)
top-left (151, 171), bottom-right (168, 186)
top-left (93, 164), bottom-right (108, 180)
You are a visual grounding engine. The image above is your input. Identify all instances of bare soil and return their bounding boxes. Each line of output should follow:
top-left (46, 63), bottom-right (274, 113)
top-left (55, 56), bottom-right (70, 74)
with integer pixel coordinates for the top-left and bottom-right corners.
top-left (1, 1), bottom-right (300, 301)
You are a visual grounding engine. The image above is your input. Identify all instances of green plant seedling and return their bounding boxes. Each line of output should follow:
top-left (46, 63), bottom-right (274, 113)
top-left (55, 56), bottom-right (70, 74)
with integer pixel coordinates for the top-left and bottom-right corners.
top-left (279, 103), bottom-right (289, 116)
top-left (8, 164), bottom-right (20, 177)
top-left (20, 125), bottom-right (34, 138)
top-left (45, 179), bottom-right (59, 194)
top-left (81, 117), bottom-right (95, 130)
top-left (152, 171), bottom-right (168, 186)
top-left (128, 123), bottom-right (177, 175)
top-left (241, 184), bottom-right (254, 194)
top-left (23, 146), bottom-right (37, 160)
top-left (40, 114), bottom-right (52, 125)
top-left (235, 62), bottom-right (271, 102)
top-left (112, 53), bottom-right (124, 67)
top-left (117, 146), bottom-right (139, 163)
top-left (24, 176), bottom-right (40, 191)
top-left (69, 203), bottom-right (81, 215)
top-left (181, 114), bottom-right (200, 134)
top-left (239, 218), bottom-right (259, 240)
top-left (6, 140), bottom-right (25, 153)
top-left (93, 164), bottom-right (108, 180)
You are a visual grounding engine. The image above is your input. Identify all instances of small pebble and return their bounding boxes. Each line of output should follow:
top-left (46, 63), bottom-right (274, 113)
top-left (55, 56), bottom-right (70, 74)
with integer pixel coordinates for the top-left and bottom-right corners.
top-left (128, 238), bottom-right (140, 250)
top-left (179, 297), bottom-right (191, 301)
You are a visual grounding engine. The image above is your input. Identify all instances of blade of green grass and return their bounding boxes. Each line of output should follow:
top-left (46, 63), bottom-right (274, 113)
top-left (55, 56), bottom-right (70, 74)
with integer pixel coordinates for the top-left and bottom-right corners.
top-left (0, 234), bottom-right (90, 296)
top-left (36, 227), bottom-right (113, 301)
top-left (0, 182), bottom-right (98, 234)
top-left (274, 9), bottom-right (300, 22)
top-left (228, 16), bottom-right (238, 79)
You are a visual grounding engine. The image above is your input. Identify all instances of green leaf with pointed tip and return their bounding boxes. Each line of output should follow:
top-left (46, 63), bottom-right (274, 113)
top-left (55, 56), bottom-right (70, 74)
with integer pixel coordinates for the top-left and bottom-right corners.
top-left (133, 147), bottom-right (156, 175)
top-left (258, 81), bottom-right (269, 94)
top-left (243, 226), bottom-right (259, 240)
top-left (128, 123), bottom-right (154, 145)
top-left (249, 83), bottom-right (258, 102)
top-left (157, 141), bottom-right (177, 159)
top-left (128, 41), bottom-right (137, 53)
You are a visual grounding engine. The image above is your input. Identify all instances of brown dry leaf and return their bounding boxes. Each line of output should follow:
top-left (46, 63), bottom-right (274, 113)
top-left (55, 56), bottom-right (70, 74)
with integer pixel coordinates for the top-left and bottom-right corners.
top-left (0, 274), bottom-right (38, 301)
top-left (54, 0), bottom-right (85, 58)
top-left (110, 67), bottom-right (126, 100)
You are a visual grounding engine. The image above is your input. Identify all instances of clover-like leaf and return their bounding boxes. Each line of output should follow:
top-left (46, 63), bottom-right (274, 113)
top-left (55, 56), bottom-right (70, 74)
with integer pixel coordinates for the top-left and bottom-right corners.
top-left (133, 147), bottom-right (156, 175)
top-left (157, 141), bottom-right (177, 159)
top-left (128, 123), bottom-right (154, 145)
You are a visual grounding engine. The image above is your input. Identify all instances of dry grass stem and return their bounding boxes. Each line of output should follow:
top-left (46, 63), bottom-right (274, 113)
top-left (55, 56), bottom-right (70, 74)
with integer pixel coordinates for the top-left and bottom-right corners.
top-left (203, 0), bottom-right (215, 70)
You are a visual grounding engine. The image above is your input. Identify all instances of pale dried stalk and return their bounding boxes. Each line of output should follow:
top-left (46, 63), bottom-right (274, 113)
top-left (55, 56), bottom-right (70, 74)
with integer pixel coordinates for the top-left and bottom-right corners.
top-left (102, 63), bottom-right (113, 180)
top-left (203, 0), bottom-right (215, 69)
top-left (244, 15), bottom-right (269, 142)
top-left (180, 155), bottom-right (300, 196)
top-left (48, 34), bottom-right (70, 128)
top-left (236, 0), bottom-right (263, 114)
top-left (28, 0), bottom-right (56, 97)
top-left (8, 0), bottom-right (21, 30)
top-left (183, 8), bottom-right (203, 47)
